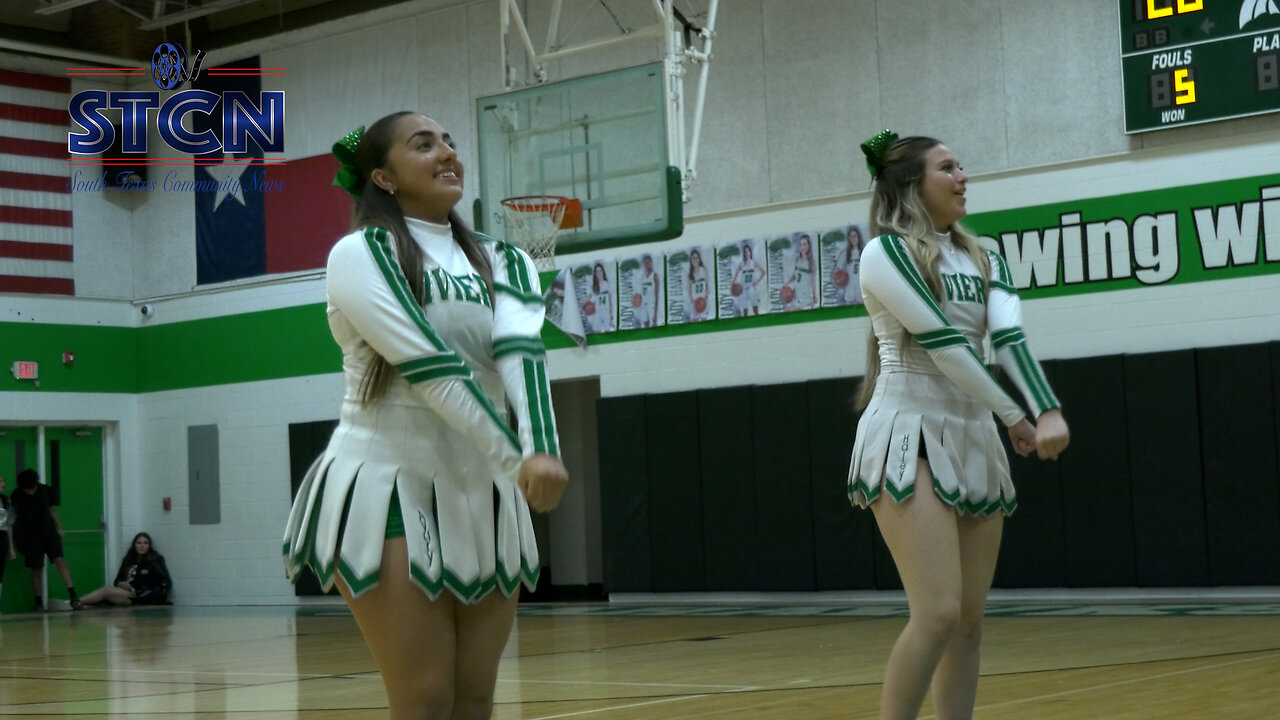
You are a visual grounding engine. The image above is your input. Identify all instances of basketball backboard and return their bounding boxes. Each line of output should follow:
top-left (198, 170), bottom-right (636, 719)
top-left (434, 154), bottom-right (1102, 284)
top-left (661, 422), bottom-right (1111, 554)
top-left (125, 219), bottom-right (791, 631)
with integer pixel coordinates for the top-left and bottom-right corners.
top-left (474, 63), bottom-right (682, 255)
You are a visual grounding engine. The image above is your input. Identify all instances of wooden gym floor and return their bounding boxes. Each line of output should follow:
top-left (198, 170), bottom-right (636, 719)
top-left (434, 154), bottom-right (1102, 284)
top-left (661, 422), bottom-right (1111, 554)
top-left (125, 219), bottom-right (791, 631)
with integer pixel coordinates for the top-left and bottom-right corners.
top-left (1, 601), bottom-right (1278, 718)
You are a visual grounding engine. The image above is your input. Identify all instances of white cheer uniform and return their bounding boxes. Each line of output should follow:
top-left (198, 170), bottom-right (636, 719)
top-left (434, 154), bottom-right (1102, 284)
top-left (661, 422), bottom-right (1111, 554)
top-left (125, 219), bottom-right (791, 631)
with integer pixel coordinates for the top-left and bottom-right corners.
top-left (283, 218), bottom-right (558, 602)
top-left (848, 233), bottom-right (1059, 516)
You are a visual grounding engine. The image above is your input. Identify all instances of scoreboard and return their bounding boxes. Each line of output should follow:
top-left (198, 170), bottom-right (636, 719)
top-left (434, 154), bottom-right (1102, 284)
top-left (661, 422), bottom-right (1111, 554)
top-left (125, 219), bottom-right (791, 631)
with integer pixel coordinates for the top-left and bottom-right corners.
top-left (1121, 0), bottom-right (1280, 133)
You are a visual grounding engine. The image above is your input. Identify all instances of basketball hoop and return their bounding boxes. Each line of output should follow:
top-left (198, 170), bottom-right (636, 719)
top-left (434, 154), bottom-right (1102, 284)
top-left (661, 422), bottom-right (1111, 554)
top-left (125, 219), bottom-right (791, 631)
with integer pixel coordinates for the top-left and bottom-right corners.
top-left (500, 195), bottom-right (582, 271)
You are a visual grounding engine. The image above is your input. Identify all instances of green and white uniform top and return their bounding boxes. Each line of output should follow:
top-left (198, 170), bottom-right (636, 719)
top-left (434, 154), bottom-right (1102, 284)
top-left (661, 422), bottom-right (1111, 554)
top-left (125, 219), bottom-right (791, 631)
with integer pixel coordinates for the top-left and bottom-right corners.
top-left (283, 217), bottom-right (558, 603)
top-left (847, 232), bottom-right (1058, 517)
top-left (863, 232), bottom-right (1058, 424)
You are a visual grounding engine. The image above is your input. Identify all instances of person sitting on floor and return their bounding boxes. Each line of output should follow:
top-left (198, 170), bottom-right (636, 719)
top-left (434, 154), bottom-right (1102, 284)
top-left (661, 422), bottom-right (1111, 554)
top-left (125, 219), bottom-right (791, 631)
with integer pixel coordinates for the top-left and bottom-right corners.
top-left (81, 532), bottom-right (172, 607)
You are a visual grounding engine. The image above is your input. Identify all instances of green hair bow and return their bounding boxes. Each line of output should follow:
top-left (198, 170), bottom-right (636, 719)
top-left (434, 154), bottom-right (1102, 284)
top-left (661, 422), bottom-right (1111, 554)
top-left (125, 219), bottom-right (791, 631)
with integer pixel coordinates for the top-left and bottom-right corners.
top-left (860, 128), bottom-right (898, 180)
top-left (332, 125), bottom-right (365, 198)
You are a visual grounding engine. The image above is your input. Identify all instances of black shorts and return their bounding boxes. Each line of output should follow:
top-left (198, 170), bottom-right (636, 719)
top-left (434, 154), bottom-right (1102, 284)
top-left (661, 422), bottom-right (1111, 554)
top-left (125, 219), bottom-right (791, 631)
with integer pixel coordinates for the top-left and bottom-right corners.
top-left (0, 533), bottom-right (9, 582)
top-left (18, 532), bottom-right (64, 570)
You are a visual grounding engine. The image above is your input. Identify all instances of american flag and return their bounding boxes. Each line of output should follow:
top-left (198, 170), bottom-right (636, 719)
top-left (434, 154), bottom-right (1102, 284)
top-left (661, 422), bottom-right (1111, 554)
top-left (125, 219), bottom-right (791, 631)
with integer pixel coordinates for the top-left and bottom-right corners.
top-left (0, 69), bottom-right (72, 295)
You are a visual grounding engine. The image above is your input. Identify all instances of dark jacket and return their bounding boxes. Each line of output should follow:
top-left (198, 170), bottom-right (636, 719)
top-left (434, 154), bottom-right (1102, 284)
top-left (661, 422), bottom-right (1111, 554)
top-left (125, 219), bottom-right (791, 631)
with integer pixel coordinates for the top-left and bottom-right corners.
top-left (116, 553), bottom-right (172, 605)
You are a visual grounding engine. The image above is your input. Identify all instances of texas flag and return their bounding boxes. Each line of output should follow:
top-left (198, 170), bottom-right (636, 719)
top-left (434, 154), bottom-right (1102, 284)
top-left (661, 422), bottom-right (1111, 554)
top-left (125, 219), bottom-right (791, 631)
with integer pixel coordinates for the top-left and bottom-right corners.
top-left (193, 58), bottom-right (351, 284)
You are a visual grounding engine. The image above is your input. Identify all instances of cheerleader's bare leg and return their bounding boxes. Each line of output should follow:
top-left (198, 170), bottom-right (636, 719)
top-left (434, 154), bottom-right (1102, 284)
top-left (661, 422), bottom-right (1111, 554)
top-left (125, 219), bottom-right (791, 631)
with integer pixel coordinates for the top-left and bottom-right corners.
top-left (870, 459), bottom-right (963, 720)
top-left (338, 537), bottom-right (459, 720)
top-left (929, 512), bottom-right (1003, 719)
top-left (451, 586), bottom-right (519, 718)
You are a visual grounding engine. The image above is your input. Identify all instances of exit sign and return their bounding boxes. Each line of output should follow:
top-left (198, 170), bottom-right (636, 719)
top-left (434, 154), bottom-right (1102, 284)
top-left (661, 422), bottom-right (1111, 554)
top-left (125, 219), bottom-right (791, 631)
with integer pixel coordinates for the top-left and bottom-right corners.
top-left (12, 361), bottom-right (37, 380)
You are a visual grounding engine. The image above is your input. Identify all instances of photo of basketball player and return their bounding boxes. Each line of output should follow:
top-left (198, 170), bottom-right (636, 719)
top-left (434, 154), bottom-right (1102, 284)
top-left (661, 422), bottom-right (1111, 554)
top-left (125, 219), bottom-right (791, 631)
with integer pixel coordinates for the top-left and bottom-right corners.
top-left (666, 245), bottom-right (714, 325)
top-left (730, 240), bottom-right (766, 316)
top-left (684, 247), bottom-right (713, 322)
top-left (579, 260), bottom-right (616, 334)
top-left (627, 253), bottom-right (663, 328)
top-left (832, 225), bottom-right (865, 306)
top-left (783, 232), bottom-right (819, 311)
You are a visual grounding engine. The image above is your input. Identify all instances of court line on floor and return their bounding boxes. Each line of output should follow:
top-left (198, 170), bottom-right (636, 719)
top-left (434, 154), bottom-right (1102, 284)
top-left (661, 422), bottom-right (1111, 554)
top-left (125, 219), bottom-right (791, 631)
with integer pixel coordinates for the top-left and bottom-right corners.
top-left (524, 692), bottom-right (711, 719)
top-left (498, 678), bottom-right (754, 690)
top-left (918, 650), bottom-right (1280, 719)
top-left (513, 618), bottom-right (855, 659)
top-left (0, 665), bottom-right (352, 681)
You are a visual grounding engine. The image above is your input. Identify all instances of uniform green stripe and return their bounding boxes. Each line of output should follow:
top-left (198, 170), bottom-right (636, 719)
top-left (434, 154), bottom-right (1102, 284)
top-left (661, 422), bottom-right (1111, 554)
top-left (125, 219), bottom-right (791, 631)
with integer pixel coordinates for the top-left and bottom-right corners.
top-left (522, 357), bottom-right (546, 453)
top-left (916, 327), bottom-right (966, 343)
top-left (494, 282), bottom-right (542, 305)
top-left (964, 345), bottom-right (1007, 389)
top-left (533, 358), bottom-right (558, 455)
top-left (991, 280), bottom-right (1017, 294)
top-left (493, 338), bottom-right (545, 352)
top-left (396, 354), bottom-right (468, 375)
top-left (991, 327), bottom-right (1026, 349)
top-left (493, 337), bottom-right (546, 363)
top-left (463, 377), bottom-right (521, 451)
top-left (364, 227), bottom-right (519, 449)
top-left (363, 228), bottom-right (449, 352)
top-left (403, 365), bottom-right (472, 384)
top-left (879, 236), bottom-right (949, 326)
top-left (1011, 343), bottom-right (1056, 412)
top-left (917, 334), bottom-right (970, 350)
top-left (502, 245), bottom-right (536, 291)
top-left (989, 251), bottom-right (1015, 287)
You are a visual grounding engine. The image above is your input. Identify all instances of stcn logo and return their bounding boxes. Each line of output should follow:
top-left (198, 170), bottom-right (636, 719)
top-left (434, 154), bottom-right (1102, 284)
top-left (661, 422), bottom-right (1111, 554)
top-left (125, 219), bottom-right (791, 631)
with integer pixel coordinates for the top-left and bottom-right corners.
top-left (67, 42), bottom-right (284, 156)
top-left (151, 42), bottom-right (205, 90)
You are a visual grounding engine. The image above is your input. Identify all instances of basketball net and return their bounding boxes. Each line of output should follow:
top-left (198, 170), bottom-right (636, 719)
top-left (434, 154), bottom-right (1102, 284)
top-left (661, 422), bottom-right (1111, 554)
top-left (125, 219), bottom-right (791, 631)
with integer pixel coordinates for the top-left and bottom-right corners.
top-left (501, 196), bottom-right (569, 272)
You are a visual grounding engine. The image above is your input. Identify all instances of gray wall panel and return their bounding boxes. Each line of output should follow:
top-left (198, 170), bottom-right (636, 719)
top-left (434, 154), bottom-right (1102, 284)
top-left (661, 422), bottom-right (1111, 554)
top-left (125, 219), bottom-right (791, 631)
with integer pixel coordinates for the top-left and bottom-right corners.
top-left (763, 0), bottom-right (879, 202)
top-left (875, 0), bottom-right (1009, 174)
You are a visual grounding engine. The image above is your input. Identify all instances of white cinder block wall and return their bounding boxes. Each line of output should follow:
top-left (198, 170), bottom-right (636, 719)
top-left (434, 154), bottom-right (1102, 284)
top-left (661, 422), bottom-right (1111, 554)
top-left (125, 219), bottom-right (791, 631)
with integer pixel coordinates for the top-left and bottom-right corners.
top-left (4, 0), bottom-right (1279, 603)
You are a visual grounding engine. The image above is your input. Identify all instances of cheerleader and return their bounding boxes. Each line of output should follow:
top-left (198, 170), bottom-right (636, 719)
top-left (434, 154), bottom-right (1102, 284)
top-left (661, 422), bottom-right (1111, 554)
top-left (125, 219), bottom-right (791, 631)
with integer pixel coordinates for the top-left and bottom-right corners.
top-left (847, 131), bottom-right (1069, 720)
top-left (282, 112), bottom-right (568, 720)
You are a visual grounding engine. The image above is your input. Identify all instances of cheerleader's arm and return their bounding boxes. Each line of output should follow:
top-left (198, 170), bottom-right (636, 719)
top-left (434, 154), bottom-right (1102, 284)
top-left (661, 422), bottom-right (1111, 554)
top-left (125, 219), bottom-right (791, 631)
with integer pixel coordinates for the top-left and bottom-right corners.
top-left (328, 229), bottom-right (523, 476)
top-left (986, 251), bottom-right (1061, 418)
top-left (490, 241), bottom-right (561, 459)
top-left (861, 235), bottom-right (1026, 427)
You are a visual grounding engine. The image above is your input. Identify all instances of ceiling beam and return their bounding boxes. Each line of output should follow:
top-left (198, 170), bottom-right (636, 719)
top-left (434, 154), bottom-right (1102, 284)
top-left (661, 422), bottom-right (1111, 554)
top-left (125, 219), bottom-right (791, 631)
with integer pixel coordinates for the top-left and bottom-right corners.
top-left (136, 0), bottom-right (261, 31)
top-left (34, 0), bottom-right (101, 15)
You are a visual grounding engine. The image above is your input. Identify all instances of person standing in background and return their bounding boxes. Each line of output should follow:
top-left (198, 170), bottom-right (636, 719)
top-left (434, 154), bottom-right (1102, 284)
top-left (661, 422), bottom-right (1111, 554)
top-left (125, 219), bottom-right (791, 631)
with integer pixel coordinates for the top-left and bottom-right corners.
top-left (10, 469), bottom-right (82, 611)
top-left (0, 475), bottom-right (16, 604)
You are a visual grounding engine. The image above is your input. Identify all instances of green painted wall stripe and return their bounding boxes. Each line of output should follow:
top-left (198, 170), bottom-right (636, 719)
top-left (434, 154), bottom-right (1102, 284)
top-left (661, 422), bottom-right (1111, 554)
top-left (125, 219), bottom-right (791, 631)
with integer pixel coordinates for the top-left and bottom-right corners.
top-left (135, 303), bottom-right (340, 393)
top-left (6, 171), bottom-right (1279, 393)
top-left (0, 322), bottom-right (137, 393)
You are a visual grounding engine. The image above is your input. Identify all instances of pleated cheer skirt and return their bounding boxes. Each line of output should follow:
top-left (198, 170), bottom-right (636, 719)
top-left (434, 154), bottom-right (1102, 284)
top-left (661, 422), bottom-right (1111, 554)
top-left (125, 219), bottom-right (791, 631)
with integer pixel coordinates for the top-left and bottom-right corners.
top-left (282, 399), bottom-right (540, 603)
top-left (847, 369), bottom-right (1017, 517)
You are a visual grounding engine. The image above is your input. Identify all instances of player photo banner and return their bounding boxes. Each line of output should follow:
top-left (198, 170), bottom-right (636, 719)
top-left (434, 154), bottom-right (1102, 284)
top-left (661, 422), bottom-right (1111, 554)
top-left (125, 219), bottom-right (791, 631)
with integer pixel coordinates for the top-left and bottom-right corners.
top-left (619, 252), bottom-right (665, 329)
top-left (821, 224), bottom-right (867, 308)
top-left (768, 232), bottom-right (820, 313)
top-left (667, 244), bottom-right (715, 325)
top-left (544, 267), bottom-right (586, 347)
top-left (573, 259), bottom-right (618, 335)
top-left (717, 238), bottom-right (768, 319)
